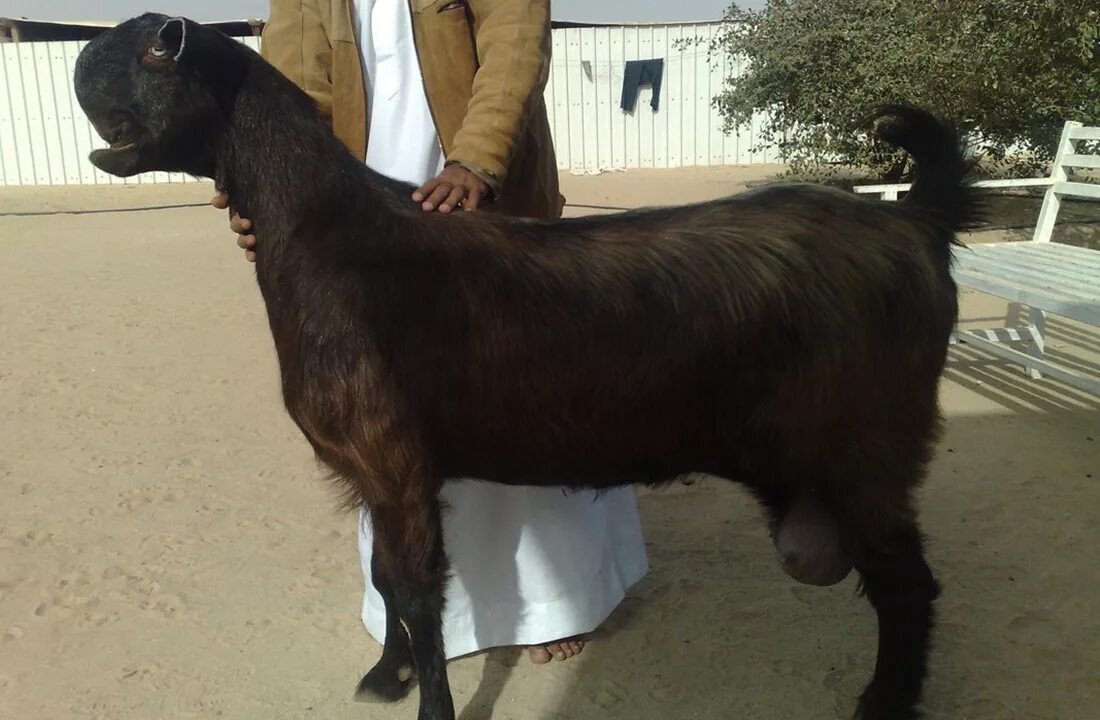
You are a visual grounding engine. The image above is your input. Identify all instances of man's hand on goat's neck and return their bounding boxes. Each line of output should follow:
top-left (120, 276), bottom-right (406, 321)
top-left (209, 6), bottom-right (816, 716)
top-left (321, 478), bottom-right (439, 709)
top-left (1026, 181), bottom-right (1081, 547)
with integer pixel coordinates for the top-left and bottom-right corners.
top-left (211, 192), bottom-right (258, 263)
top-left (413, 164), bottom-right (490, 213)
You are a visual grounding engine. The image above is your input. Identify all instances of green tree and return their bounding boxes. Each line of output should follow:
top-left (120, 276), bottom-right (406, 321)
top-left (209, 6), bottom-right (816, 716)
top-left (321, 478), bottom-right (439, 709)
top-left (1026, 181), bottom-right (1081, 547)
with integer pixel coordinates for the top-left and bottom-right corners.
top-left (709, 0), bottom-right (1099, 181)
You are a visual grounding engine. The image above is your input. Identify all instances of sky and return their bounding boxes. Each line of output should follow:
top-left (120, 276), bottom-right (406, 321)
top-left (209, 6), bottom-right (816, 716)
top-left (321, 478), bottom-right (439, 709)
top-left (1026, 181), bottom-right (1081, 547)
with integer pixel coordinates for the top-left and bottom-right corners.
top-left (1, 0), bottom-right (766, 24)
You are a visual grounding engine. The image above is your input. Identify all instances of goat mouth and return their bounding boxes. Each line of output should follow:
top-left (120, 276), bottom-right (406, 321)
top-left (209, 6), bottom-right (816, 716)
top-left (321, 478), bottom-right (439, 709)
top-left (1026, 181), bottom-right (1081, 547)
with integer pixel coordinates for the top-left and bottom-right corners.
top-left (90, 139), bottom-right (139, 158)
top-left (89, 140), bottom-right (143, 176)
top-left (88, 112), bottom-right (142, 158)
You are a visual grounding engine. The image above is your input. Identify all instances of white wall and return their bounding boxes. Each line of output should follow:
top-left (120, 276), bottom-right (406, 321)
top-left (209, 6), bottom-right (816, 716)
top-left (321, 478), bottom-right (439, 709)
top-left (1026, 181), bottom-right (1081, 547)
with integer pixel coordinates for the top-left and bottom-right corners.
top-left (547, 23), bottom-right (778, 173)
top-left (0, 37), bottom-right (265, 187)
top-left (0, 23), bottom-right (778, 187)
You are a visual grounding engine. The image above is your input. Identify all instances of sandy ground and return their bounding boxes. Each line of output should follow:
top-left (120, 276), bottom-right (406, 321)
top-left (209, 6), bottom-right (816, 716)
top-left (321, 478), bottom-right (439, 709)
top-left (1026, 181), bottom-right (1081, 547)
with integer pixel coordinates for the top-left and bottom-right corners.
top-left (2, 167), bottom-right (1099, 720)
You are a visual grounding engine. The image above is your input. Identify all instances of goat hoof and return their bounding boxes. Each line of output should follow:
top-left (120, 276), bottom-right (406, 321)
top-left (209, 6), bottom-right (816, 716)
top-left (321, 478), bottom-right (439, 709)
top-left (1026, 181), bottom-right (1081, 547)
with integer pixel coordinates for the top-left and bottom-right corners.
top-left (853, 683), bottom-right (922, 720)
top-left (354, 663), bottom-right (415, 704)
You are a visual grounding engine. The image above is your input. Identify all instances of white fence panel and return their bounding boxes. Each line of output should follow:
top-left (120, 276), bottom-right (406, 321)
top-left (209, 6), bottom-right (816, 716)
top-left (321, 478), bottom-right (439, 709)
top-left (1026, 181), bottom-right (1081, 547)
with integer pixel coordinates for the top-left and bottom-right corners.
top-left (0, 25), bottom-right (780, 186)
top-left (0, 36), bottom-right (263, 187)
top-left (0, 45), bottom-right (23, 184)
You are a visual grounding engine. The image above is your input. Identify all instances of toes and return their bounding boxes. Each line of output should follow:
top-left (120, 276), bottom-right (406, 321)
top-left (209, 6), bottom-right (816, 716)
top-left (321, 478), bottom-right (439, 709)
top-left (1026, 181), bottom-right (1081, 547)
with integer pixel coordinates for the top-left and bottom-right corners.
top-left (531, 637), bottom-right (587, 663)
top-left (555, 639), bottom-right (585, 660)
top-left (528, 646), bottom-right (552, 664)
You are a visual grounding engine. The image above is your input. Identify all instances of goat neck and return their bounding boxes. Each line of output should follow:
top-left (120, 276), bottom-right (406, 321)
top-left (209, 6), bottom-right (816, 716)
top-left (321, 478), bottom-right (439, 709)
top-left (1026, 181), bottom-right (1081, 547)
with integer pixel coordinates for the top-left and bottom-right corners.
top-left (211, 53), bottom-right (405, 270)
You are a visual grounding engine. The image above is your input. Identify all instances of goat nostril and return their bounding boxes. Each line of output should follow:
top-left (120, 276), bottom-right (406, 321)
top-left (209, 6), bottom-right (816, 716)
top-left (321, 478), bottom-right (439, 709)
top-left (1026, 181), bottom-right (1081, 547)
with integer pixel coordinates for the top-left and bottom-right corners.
top-left (104, 118), bottom-right (135, 146)
top-left (103, 113), bottom-right (134, 143)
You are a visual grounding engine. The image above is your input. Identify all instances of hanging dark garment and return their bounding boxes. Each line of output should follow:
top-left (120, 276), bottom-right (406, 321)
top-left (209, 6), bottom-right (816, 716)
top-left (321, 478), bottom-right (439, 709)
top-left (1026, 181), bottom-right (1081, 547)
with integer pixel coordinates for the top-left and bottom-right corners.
top-left (620, 58), bottom-right (664, 112)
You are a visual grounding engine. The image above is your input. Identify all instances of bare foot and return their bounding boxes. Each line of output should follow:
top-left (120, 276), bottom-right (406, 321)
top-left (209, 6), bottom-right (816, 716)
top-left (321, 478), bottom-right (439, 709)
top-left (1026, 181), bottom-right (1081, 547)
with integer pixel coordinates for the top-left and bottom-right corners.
top-left (527, 636), bottom-right (585, 664)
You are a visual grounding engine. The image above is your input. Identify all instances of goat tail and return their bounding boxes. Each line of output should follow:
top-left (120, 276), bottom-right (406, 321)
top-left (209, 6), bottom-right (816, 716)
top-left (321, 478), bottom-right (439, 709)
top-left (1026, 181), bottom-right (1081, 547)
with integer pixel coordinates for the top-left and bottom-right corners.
top-left (869, 104), bottom-right (986, 238)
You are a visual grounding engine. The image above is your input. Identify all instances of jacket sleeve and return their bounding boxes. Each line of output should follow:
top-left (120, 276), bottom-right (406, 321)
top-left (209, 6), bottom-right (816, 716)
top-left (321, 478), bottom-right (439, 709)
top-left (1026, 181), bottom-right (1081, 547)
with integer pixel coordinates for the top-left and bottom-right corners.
top-left (260, 0), bottom-right (334, 123)
top-left (447, 0), bottom-right (552, 196)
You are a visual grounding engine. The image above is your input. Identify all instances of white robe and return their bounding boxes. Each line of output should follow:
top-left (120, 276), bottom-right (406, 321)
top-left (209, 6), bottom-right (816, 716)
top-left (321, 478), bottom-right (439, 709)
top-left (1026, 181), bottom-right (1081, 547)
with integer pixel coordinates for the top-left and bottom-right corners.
top-left (352, 0), bottom-right (649, 659)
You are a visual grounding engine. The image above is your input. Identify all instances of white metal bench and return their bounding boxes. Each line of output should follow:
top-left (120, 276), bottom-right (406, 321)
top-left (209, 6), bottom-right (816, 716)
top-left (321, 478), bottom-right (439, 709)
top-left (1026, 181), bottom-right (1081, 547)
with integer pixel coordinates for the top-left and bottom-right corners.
top-left (854, 120), bottom-right (1100, 396)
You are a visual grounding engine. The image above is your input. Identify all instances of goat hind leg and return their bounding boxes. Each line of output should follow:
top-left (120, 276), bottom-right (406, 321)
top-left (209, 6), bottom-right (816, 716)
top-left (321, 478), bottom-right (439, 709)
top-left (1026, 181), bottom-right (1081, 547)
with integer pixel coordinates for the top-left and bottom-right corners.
top-left (846, 506), bottom-right (940, 720)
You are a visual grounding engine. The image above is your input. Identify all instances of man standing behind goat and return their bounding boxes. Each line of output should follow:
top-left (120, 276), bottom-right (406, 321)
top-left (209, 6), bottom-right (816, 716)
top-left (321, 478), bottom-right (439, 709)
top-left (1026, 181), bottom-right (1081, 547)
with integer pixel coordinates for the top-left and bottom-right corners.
top-left (213, 0), bottom-right (649, 669)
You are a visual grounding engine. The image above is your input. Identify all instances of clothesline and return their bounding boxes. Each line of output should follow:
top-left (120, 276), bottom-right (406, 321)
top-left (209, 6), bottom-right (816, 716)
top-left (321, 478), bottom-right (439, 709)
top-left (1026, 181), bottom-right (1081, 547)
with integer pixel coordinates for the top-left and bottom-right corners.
top-left (549, 53), bottom-right (733, 66)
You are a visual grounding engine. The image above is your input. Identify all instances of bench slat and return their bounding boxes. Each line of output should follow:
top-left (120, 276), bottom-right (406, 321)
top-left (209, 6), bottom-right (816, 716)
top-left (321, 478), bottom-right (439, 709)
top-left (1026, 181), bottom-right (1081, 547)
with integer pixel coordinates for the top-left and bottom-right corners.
top-left (1063, 154), bottom-right (1100, 169)
top-left (951, 267), bottom-right (1100, 326)
top-left (1055, 181), bottom-right (1100, 199)
top-left (1007, 243), bottom-right (1100, 281)
top-left (986, 243), bottom-right (1100, 285)
top-left (963, 243), bottom-right (1100, 282)
top-left (1068, 126), bottom-right (1100, 141)
top-left (956, 256), bottom-right (1100, 301)
top-left (952, 242), bottom-right (1100, 326)
top-left (955, 246), bottom-right (1100, 300)
top-left (953, 257), bottom-right (1098, 302)
top-left (969, 178), bottom-right (1056, 188)
top-left (851, 177), bottom-right (1053, 196)
top-left (953, 269), bottom-right (1100, 315)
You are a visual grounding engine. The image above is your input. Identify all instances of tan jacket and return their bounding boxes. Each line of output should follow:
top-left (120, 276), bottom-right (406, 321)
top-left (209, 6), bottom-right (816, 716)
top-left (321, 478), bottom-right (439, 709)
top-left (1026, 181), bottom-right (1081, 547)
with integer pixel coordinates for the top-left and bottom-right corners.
top-left (260, 0), bottom-right (563, 219)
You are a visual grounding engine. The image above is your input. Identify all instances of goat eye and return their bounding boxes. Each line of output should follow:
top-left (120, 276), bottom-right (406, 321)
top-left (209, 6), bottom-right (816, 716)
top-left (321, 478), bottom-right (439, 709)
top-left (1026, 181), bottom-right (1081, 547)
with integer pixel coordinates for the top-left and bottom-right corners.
top-left (148, 43), bottom-right (169, 58)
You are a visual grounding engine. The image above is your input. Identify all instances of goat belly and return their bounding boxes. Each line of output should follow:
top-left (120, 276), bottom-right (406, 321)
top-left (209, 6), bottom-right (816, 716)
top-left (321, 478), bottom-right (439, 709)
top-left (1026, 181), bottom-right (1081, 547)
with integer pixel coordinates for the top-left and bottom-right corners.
top-left (419, 338), bottom-right (772, 489)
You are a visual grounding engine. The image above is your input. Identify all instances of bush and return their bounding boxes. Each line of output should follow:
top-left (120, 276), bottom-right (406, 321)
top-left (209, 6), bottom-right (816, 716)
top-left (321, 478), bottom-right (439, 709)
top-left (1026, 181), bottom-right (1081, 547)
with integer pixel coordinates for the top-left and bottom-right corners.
top-left (709, 0), bottom-right (1099, 181)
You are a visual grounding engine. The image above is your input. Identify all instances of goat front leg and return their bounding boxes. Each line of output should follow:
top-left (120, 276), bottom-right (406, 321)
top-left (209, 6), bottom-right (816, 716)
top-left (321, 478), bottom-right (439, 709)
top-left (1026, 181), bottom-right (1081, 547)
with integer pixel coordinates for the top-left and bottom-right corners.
top-left (354, 529), bottom-right (416, 703)
top-left (361, 493), bottom-right (454, 720)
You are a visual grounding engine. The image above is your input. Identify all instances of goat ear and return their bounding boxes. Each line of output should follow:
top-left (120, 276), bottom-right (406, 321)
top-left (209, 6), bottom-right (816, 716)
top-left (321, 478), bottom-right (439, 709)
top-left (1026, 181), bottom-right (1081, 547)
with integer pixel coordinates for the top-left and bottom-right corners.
top-left (157, 17), bottom-right (187, 62)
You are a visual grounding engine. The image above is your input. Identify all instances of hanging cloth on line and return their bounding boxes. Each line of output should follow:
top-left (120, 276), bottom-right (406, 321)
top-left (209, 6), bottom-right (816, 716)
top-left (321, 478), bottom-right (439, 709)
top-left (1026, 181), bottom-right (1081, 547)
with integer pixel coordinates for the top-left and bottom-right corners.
top-left (620, 58), bottom-right (664, 112)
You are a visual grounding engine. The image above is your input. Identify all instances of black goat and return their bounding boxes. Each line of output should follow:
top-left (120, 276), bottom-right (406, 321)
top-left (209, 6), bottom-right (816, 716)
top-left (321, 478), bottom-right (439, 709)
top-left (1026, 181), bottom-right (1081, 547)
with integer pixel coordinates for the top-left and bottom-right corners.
top-left (74, 14), bottom-right (983, 720)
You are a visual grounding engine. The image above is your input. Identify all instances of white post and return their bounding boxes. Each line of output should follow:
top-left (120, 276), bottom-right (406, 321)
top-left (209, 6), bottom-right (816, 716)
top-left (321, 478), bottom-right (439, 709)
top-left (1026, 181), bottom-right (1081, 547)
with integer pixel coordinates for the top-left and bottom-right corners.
top-left (1024, 306), bottom-right (1047, 379)
top-left (1032, 121), bottom-right (1081, 243)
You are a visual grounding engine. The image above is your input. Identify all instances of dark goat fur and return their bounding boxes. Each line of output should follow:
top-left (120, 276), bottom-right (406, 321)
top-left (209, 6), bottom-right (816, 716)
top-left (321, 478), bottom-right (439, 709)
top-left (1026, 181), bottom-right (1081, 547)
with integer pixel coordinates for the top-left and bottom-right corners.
top-left (74, 14), bottom-right (985, 720)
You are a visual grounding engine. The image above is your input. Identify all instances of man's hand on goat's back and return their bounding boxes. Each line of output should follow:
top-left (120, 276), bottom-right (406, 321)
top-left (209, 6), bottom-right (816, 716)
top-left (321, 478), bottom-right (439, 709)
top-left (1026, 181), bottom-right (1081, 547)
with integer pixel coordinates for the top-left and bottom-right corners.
top-left (211, 192), bottom-right (257, 263)
top-left (413, 164), bottom-right (489, 213)
top-left (212, 163), bottom-right (486, 263)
